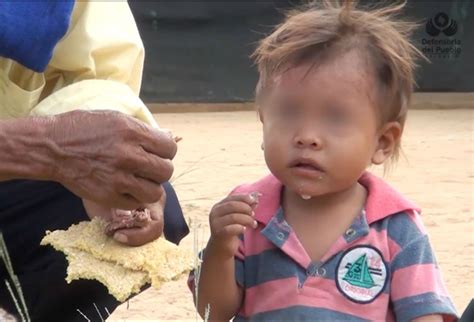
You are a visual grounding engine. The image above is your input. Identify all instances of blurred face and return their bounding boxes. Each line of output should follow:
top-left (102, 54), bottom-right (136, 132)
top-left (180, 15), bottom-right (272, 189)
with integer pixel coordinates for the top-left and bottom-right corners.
top-left (260, 51), bottom-right (391, 198)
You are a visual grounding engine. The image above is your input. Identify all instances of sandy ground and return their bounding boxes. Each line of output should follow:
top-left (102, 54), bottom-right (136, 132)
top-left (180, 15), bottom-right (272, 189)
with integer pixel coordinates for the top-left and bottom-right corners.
top-left (108, 109), bottom-right (473, 321)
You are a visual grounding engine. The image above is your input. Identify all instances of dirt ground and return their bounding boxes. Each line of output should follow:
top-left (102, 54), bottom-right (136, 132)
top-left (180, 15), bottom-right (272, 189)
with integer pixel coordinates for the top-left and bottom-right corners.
top-left (109, 109), bottom-right (473, 321)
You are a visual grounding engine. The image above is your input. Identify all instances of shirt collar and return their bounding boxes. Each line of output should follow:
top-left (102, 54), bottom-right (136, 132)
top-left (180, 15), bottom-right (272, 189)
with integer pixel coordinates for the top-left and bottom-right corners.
top-left (246, 171), bottom-right (420, 225)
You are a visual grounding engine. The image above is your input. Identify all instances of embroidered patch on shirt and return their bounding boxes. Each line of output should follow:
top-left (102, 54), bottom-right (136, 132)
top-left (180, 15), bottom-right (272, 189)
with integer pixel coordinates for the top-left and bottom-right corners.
top-left (336, 245), bottom-right (388, 303)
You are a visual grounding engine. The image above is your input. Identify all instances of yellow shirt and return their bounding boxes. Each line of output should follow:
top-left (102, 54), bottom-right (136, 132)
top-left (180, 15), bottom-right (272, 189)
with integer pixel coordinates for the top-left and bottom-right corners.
top-left (0, 0), bottom-right (157, 127)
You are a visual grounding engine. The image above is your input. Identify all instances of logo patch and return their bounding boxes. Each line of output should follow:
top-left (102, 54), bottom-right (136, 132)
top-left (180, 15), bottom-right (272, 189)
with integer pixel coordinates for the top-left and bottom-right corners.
top-left (336, 245), bottom-right (388, 303)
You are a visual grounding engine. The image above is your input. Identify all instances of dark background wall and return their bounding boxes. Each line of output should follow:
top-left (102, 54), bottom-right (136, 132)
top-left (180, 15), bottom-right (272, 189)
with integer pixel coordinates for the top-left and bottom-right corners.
top-left (129, 1), bottom-right (474, 103)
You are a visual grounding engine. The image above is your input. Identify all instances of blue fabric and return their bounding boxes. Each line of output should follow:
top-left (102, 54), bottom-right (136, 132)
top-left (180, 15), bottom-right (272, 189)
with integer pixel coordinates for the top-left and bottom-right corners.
top-left (162, 181), bottom-right (190, 245)
top-left (0, 1), bottom-right (75, 72)
top-left (392, 292), bottom-right (458, 322)
top-left (234, 306), bottom-right (370, 322)
top-left (377, 211), bottom-right (424, 248)
top-left (390, 234), bottom-right (436, 271)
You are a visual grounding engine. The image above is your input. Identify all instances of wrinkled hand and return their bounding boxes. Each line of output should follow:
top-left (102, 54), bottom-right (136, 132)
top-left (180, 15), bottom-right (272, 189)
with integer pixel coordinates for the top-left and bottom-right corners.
top-left (83, 190), bottom-right (165, 246)
top-left (49, 110), bottom-right (177, 210)
top-left (110, 201), bottom-right (164, 247)
top-left (208, 193), bottom-right (260, 258)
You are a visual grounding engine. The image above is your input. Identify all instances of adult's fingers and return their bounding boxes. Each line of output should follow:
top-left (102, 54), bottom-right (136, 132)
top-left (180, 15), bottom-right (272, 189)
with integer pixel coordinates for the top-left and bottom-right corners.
top-left (49, 111), bottom-right (177, 209)
top-left (82, 199), bottom-right (114, 220)
top-left (113, 193), bottom-right (142, 210)
top-left (113, 219), bottom-right (163, 246)
top-left (134, 150), bottom-right (174, 184)
top-left (122, 177), bottom-right (165, 205)
top-left (139, 126), bottom-right (178, 160)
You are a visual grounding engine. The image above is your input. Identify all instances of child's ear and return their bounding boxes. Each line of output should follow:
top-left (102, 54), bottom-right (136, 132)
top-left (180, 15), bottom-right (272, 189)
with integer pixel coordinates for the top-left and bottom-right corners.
top-left (372, 122), bottom-right (402, 165)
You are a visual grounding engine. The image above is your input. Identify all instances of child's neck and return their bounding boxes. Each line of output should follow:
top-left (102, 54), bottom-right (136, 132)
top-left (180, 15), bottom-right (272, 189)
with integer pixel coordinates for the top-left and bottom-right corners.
top-left (282, 181), bottom-right (367, 219)
top-left (281, 182), bottom-right (368, 262)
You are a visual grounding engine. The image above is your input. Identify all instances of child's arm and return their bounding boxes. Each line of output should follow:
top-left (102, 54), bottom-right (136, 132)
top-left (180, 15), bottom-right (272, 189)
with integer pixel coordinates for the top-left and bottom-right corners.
top-left (196, 194), bottom-right (258, 321)
top-left (197, 239), bottom-right (243, 321)
top-left (412, 315), bottom-right (443, 322)
top-left (389, 212), bottom-right (457, 321)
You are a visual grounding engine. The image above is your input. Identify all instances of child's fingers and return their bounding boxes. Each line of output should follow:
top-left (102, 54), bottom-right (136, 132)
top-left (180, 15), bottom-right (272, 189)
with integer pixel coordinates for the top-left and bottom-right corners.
top-left (212, 212), bottom-right (258, 233)
top-left (221, 212), bottom-right (258, 229)
top-left (216, 224), bottom-right (246, 237)
top-left (212, 200), bottom-right (254, 217)
top-left (218, 193), bottom-right (261, 207)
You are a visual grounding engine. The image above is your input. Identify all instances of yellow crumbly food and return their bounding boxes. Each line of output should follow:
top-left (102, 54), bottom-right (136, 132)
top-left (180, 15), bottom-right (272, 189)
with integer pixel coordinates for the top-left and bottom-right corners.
top-left (66, 248), bottom-right (149, 302)
top-left (41, 218), bottom-right (192, 301)
top-left (41, 231), bottom-right (149, 301)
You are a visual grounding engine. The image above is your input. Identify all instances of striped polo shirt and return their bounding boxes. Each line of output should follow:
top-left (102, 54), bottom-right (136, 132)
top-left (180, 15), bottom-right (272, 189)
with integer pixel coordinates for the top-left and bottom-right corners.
top-left (190, 172), bottom-right (457, 321)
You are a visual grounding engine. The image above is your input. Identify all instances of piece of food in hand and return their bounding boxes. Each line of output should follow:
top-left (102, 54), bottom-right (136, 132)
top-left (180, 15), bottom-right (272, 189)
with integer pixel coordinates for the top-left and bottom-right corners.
top-left (41, 217), bottom-right (192, 301)
top-left (160, 128), bottom-right (182, 143)
top-left (104, 208), bottom-right (151, 236)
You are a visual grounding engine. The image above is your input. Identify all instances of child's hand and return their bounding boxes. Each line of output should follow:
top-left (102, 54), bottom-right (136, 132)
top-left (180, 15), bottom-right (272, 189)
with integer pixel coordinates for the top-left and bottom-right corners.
top-left (208, 193), bottom-right (260, 258)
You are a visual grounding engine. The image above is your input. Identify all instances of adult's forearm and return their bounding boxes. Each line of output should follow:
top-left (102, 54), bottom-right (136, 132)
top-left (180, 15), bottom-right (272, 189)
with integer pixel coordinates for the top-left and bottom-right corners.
top-left (0, 116), bottom-right (57, 182)
top-left (0, 110), bottom-right (177, 209)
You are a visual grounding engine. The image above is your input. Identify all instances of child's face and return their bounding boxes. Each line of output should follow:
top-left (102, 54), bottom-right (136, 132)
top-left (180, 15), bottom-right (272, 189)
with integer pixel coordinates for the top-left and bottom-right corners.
top-left (260, 52), bottom-right (393, 198)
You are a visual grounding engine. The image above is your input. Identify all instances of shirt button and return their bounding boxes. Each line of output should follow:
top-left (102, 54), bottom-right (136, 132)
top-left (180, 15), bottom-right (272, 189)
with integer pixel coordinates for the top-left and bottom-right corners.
top-left (345, 228), bottom-right (356, 237)
top-left (276, 232), bottom-right (285, 240)
top-left (316, 267), bottom-right (327, 277)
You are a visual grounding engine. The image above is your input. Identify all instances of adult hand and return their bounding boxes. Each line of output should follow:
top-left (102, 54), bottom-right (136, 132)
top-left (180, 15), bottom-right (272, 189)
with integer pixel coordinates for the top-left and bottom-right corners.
top-left (83, 192), bottom-right (165, 247)
top-left (49, 110), bottom-right (177, 210)
top-left (108, 196), bottom-right (165, 247)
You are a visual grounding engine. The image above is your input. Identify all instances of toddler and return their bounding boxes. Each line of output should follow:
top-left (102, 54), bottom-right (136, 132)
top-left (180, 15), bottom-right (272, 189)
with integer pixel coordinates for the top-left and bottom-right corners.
top-left (190, 1), bottom-right (457, 321)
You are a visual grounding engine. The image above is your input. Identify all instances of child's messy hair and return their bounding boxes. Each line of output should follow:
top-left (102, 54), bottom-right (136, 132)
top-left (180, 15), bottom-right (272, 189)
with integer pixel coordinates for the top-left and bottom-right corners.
top-left (252, 0), bottom-right (426, 163)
